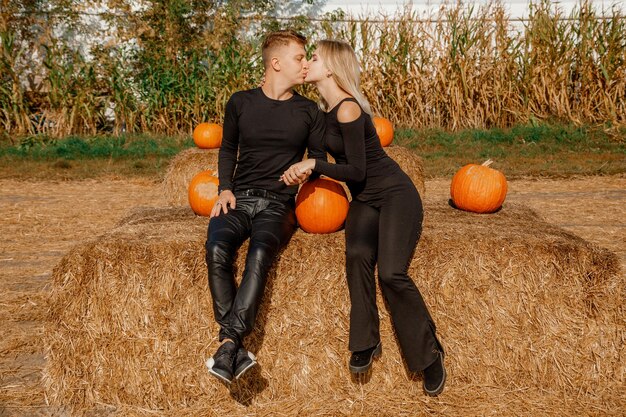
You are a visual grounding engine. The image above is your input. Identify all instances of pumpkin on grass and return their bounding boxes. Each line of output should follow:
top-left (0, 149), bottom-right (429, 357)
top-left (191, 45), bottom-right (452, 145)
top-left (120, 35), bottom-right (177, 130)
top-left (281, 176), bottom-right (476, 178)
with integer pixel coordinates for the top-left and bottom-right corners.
top-left (296, 177), bottom-right (349, 234)
top-left (450, 159), bottom-right (508, 213)
top-left (193, 123), bottom-right (223, 149)
top-left (188, 171), bottom-right (219, 216)
top-left (372, 116), bottom-right (394, 147)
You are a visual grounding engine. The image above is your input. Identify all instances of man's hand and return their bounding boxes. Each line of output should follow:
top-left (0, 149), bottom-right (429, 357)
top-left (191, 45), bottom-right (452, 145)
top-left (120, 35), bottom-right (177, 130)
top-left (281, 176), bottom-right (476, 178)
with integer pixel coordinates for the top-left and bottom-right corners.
top-left (281, 159), bottom-right (315, 186)
top-left (210, 190), bottom-right (236, 218)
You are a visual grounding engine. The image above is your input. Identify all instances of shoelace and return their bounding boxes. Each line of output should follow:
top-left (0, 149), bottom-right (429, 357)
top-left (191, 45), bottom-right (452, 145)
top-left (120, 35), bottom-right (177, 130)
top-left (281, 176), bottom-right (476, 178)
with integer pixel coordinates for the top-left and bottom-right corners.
top-left (216, 345), bottom-right (236, 360)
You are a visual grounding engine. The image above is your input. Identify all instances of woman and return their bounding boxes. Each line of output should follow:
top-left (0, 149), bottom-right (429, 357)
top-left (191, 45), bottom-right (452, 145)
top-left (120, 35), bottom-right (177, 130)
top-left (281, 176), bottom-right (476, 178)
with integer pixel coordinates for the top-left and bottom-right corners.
top-left (281, 40), bottom-right (446, 396)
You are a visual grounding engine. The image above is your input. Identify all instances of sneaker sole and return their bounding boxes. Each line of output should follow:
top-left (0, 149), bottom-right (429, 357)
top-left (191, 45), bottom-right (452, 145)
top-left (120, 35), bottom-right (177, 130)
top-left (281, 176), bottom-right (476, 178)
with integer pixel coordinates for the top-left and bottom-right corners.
top-left (235, 360), bottom-right (257, 379)
top-left (349, 342), bottom-right (382, 374)
top-left (235, 351), bottom-right (257, 379)
top-left (206, 357), bottom-right (233, 385)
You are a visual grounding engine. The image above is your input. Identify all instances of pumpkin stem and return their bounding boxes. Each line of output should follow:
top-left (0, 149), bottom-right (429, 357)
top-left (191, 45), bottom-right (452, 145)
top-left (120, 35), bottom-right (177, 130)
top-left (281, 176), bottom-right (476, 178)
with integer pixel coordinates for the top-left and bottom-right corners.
top-left (482, 159), bottom-right (494, 167)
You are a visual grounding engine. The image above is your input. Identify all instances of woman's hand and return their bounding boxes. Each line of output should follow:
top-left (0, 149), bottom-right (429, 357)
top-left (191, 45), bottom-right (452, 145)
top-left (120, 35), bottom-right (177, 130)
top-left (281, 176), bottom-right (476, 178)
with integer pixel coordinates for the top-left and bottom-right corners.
top-left (210, 190), bottom-right (236, 218)
top-left (281, 159), bottom-right (315, 186)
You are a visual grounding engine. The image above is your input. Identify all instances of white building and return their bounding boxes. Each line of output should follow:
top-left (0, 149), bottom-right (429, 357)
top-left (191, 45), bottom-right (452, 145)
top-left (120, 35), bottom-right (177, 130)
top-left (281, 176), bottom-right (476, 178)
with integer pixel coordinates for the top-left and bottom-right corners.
top-left (314, 0), bottom-right (625, 18)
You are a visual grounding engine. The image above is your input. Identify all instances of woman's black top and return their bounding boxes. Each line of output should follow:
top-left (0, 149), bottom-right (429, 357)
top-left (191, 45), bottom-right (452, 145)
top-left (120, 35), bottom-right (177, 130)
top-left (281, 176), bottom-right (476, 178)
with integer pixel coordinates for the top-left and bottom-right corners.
top-left (313, 98), bottom-right (406, 203)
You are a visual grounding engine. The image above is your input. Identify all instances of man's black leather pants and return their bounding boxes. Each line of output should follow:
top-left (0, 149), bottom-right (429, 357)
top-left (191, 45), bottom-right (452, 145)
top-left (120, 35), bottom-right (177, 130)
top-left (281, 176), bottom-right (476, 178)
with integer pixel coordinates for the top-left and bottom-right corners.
top-left (205, 195), bottom-right (296, 346)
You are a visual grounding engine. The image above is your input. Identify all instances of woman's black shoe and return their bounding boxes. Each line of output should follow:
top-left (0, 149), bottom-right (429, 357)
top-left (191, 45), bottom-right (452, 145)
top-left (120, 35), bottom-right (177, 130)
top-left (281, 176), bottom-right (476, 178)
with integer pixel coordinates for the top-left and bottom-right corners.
top-left (423, 351), bottom-right (446, 396)
top-left (349, 342), bottom-right (382, 374)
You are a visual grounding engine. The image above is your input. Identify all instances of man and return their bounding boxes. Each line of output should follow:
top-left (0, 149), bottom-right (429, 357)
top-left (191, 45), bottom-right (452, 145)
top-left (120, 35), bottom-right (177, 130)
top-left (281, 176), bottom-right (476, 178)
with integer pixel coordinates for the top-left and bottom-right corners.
top-left (205, 29), bottom-right (326, 384)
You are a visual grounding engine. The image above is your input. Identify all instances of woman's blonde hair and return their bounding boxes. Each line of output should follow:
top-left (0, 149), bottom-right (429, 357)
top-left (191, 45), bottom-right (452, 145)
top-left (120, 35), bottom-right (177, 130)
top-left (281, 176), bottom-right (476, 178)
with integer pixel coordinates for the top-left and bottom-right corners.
top-left (316, 40), bottom-right (372, 116)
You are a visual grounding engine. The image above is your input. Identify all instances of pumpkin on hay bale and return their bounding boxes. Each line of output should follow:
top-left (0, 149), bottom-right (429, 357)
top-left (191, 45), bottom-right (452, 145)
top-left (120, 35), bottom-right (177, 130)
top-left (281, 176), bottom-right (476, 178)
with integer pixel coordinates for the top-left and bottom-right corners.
top-left (44, 202), bottom-right (623, 415)
top-left (188, 171), bottom-right (219, 217)
top-left (193, 122), bottom-right (223, 149)
top-left (372, 116), bottom-right (394, 147)
top-left (162, 148), bottom-right (219, 206)
top-left (296, 178), bottom-right (349, 234)
top-left (451, 159), bottom-right (508, 213)
top-left (162, 145), bottom-right (425, 206)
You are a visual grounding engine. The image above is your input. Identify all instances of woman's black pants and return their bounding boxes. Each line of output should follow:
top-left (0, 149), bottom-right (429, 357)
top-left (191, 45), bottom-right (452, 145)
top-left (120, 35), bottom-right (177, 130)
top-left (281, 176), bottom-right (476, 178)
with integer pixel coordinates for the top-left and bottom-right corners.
top-left (205, 195), bottom-right (296, 346)
top-left (345, 178), bottom-right (441, 372)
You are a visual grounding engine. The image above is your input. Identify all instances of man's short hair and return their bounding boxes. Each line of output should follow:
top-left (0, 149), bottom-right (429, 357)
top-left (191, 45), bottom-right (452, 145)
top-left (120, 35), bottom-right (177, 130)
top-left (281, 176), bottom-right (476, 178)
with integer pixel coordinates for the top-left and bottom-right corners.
top-left (262, 29), bottom-right (307, 68)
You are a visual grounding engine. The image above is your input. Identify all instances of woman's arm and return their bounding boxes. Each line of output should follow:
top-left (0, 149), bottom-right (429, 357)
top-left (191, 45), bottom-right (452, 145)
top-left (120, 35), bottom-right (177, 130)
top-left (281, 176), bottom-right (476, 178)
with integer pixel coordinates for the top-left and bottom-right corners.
top-left (313, 101), bottom-right (366, 183)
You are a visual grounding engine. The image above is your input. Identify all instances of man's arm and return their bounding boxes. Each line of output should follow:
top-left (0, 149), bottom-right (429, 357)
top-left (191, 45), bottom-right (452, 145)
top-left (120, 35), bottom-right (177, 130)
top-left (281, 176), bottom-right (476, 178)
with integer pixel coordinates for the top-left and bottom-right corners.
top-left (211, 95), bottom-right (239, 217)
top-left (218, 95), bottom-right (239, 193)
top-left (280, 106), bottom-right (327, 186)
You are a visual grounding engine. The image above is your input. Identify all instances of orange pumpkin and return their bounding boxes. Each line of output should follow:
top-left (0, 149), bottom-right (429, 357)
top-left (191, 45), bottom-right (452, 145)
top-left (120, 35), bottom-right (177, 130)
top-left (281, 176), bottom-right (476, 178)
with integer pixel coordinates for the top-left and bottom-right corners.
top-left (372, 116), bottom-right (394, 147)
top-left (296, 177), bottom-right (350, 234)
top-left (450, 159), bottom-right (508, 213)
top-left (193, 123), bottom-right (223, 149)
top-left (188, 170), bottom-right (219, 216)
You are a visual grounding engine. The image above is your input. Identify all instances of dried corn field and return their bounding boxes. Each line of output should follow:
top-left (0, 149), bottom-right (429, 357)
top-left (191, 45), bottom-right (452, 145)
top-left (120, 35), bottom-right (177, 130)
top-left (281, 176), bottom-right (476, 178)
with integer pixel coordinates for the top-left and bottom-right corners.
top-left (0, 175), bottom-right (624, 416)
top-left (2, 2), bottom-right (625, 136)
top-left (353, 3), bottom-right (626, 130)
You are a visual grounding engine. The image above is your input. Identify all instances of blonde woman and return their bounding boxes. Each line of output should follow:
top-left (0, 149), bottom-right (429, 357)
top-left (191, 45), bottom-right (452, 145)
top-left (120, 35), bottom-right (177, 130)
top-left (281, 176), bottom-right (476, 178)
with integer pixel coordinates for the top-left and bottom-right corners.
top-left (282, 40), bottom-right (446, 396)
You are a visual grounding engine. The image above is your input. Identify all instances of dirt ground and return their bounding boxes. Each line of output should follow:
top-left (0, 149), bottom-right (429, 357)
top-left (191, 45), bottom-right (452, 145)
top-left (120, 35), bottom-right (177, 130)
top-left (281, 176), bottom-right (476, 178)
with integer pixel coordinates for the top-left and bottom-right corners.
top-left (0, 176), bottom-right (624, 416)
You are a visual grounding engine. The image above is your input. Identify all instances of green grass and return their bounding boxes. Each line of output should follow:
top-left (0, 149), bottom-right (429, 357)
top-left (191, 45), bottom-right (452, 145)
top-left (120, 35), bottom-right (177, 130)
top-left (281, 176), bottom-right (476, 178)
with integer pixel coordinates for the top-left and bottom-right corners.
top-left (1, 134), bottom-right (194, 159)
top-left (395, 124), bottom-right (625, 178)
top-left (0, 134), bottom-right (195, 180)
top-left (1, 124), bottom-right (624, 180)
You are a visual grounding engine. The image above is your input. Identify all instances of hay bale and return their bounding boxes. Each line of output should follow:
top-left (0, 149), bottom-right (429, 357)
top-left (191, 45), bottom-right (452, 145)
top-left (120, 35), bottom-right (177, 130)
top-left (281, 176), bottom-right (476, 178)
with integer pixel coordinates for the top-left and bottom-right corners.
top-left (162, 148), bottom-right (219, 205)
top-left (162, 146), bottom-right (426, 206)
top-left (44, 204), bottom-right (623, 415)
top-left (383, 145), bottom-right (425, 197)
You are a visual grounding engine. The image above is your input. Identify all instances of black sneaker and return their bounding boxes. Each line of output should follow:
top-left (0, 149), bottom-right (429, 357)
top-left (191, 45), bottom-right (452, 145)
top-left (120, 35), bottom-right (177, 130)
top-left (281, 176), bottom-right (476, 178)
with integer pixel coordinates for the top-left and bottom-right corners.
top-left (206, 341), bottom-right (237, 384)
top-left (349, 342), bottom-right (382, 374)
top-left (423, 351), bottom-right (446, 396)
top-left (234, 347), bottom-right (257, 379)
